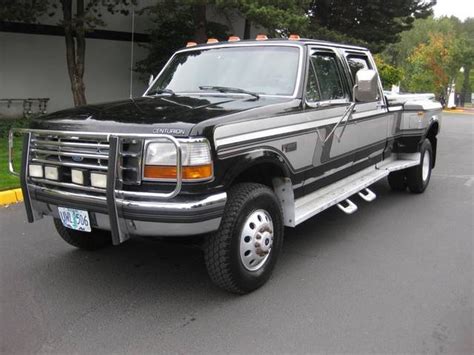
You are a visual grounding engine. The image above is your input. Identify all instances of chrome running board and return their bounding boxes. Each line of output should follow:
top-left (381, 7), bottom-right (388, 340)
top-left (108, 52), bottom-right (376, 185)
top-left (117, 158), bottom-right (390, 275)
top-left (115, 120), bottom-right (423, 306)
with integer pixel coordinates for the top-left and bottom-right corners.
top-left (291, 154), bottom-right (420, 227)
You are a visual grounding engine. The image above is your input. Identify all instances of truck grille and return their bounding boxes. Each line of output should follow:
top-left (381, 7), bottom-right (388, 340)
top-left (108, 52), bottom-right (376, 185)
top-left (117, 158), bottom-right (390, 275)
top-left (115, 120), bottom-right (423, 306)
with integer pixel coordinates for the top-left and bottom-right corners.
top-left (31, 134), bottom-right (110, 170)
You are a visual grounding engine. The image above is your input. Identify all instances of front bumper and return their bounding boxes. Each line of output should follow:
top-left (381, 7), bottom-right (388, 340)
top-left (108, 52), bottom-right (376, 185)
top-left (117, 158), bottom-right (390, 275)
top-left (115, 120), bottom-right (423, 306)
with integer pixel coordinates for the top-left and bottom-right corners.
top-left (29, 183), bottom-right (226, 240)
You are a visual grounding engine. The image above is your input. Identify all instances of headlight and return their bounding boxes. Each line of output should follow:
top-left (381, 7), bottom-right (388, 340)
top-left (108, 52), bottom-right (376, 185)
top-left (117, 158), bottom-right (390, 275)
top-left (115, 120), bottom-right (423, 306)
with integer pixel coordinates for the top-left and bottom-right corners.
top-left (143, 139), bottom-right (213, 181)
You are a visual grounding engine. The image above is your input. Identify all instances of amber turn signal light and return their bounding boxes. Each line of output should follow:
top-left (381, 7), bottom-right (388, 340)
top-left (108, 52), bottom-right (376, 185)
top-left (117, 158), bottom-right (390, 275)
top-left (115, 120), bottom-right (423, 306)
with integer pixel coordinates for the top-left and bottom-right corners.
top-left (144, 164), bottom-right (213, 181)
top-left (186, 41), bottom-right (197, 47)
top-left (207, 38), bottom-right (219, 44)
top-left (228, 36), bottom-right (240, 42)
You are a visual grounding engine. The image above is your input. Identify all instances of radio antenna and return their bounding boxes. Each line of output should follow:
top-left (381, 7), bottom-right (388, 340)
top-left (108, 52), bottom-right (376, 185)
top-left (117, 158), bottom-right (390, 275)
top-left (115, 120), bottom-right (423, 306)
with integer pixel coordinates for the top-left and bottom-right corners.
top-left (129, 5), bottom-right (135, 99)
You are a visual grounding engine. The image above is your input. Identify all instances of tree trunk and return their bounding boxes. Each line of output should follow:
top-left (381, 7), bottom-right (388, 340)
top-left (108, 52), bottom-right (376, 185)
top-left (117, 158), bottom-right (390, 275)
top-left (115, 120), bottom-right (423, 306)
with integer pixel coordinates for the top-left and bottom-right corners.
top-left (243, 18), bottom-right (251, 39)
top-left (462, 66), bottom-right (472, 104)
top-left (193, 2), bottom-right (207, 43)
top-left (61, 0), bottom-right (87, 107)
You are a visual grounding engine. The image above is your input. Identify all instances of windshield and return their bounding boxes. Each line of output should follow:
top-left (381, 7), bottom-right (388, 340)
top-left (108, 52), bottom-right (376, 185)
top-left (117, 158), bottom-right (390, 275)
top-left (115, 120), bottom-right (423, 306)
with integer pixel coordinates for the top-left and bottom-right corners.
top-left (147, 46), bottom-right (300, 97)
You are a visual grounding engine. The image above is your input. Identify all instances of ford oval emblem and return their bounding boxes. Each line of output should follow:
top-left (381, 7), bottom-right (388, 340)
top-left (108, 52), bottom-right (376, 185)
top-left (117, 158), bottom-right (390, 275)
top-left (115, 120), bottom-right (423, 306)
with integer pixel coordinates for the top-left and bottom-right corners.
top-left (72, 155), bottom-right (84, 162)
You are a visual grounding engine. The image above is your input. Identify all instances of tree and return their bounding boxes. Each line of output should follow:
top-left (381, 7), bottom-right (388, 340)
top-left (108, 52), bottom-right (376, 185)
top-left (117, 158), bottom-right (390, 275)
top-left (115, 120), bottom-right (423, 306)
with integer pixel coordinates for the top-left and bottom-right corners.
top-left (306, 0), bottom-right (434, 53)
top-left (2, 0), bottom-right (136, 106)
top-left (382, 16), bottom-right (457, 67)
top-left (457, 18), bottom-right (474, 104)
top-left (137, 0), bottom-right (310, 76)
top-left (136, 0), bottom-right (232, 77)
top-left (374, 55), bottom-right (404, 89)
top-left (219, 0), bottom-right (310, 38)
top-left (405, 32), bottom-right (463, 96)
top-left (0, 0), bottom-right (50, 23)
top-left (382, 16), bottom-right (474, 101)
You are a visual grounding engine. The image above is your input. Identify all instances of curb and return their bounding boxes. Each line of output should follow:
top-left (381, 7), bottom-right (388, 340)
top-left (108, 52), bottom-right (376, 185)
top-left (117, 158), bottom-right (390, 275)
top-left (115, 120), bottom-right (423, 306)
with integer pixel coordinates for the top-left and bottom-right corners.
top-left (443, 109), bottom-right (474, 115)
top-left (0, 188), bottom-right (23, 206)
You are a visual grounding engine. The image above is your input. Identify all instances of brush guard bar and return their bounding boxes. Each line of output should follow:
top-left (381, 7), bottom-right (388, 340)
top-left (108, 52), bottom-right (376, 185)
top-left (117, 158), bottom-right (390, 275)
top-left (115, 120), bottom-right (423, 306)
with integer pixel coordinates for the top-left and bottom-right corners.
top-left (8, 128), bottom-right (183, 244)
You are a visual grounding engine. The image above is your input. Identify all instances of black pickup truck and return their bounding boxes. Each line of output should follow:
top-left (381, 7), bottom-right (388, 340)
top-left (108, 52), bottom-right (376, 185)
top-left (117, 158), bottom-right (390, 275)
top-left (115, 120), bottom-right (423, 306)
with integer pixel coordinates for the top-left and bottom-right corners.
top-left (9, 37), bottom-right (441, 294)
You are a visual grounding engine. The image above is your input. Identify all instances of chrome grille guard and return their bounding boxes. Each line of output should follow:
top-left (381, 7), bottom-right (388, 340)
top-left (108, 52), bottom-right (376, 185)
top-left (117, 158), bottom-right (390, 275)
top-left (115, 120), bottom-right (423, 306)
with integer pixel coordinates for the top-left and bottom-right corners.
top-left (8, 128), bottom-right (183, 244)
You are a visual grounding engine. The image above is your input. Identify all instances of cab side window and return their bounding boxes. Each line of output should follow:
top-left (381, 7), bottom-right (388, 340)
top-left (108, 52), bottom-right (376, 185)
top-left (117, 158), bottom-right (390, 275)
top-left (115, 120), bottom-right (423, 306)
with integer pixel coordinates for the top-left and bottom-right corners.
top-left (347, 55), bottom-right (371, 81)
top-left (306, 52), bottom-right (346, 103)
top-left (306, 59), bottom-right (321, 102)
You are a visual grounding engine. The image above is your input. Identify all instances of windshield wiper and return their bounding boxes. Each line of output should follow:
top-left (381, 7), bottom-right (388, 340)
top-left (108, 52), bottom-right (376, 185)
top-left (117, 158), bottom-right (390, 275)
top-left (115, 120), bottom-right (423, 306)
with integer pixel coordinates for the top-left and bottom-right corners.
top-left (199, 86), bottom-right (260, 99)
top-left (147, 88), bottom-right (175, 96)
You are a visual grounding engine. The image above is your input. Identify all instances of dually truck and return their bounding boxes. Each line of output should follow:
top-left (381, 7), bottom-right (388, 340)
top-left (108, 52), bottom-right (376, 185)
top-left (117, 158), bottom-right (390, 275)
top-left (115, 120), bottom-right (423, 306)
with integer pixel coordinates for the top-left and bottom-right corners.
top-left (9, 36), bottom-right (442, 294)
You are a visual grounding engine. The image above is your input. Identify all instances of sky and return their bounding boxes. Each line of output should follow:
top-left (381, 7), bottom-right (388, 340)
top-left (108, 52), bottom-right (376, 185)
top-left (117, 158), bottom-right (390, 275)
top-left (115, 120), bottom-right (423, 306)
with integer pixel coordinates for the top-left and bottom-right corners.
top-left (433, 0), bottom-right (474, 21)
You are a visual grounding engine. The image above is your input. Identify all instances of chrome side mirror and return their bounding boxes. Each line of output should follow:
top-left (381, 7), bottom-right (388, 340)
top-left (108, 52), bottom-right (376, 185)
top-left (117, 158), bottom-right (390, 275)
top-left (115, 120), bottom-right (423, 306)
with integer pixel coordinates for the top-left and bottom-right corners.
top-left (148, 74), bottom-right (154, 87)
top-left (354, 69), bottom-right (379, 102)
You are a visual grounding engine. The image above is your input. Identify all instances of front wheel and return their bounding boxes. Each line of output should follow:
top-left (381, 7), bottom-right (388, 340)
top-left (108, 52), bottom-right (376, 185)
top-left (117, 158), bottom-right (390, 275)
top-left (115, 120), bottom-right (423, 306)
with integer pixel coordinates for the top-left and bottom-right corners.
top-left (204, 183), bottom-right (284, 294)
top-left (406, 139), bottom-right (433, 193)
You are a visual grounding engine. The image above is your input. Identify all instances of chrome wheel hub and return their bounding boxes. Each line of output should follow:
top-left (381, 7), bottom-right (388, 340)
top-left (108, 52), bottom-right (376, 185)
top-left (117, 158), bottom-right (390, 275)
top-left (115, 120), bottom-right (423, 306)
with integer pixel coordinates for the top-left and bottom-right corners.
top-left (422, 151), bottom-right (430, 181)
top-left (239, 209), bottom-right (274, 271)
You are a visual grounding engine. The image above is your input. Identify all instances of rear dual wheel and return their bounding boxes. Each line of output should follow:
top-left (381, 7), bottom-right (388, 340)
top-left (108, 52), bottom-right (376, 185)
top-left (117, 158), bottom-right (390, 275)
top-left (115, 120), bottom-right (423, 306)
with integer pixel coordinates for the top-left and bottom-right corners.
top-left (387, 139), bottom-right (433, 193)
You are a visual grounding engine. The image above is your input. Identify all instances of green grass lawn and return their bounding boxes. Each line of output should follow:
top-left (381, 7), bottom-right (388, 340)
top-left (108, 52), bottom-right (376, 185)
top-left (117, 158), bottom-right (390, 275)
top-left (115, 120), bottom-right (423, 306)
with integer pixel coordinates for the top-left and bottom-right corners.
top-left (0, 137), bottom-right (22, 191)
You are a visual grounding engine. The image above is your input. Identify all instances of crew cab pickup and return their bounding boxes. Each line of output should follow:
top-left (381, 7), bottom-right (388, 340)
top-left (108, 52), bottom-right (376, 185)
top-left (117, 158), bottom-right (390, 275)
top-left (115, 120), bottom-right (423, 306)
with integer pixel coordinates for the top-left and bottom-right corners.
top-left (9, 37), bottom-right (441, 294)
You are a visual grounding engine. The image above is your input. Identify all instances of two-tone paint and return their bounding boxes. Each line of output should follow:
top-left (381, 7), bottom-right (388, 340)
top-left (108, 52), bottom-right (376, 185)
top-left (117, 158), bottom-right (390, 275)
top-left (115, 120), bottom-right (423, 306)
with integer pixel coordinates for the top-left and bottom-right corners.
top-left (26, 39), bottom-right (441, 238)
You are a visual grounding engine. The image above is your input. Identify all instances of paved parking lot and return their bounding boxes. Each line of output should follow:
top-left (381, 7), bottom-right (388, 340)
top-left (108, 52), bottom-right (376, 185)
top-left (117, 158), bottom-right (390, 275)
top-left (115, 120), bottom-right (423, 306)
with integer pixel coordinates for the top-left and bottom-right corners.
top-left (1, 112), bottom-right (472, 354)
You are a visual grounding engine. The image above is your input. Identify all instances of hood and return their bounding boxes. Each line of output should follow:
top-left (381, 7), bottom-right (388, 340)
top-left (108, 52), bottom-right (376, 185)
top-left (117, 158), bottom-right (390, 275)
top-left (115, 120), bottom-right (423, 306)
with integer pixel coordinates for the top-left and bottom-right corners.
top-left (33, 95), bottom-right (296, 136)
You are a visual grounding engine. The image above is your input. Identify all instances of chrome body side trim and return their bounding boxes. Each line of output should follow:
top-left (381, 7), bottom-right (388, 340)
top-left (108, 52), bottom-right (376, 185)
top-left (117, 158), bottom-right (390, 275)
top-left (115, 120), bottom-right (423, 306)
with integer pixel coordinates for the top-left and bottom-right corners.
top-left (116, 191), bottom-right (227, 212)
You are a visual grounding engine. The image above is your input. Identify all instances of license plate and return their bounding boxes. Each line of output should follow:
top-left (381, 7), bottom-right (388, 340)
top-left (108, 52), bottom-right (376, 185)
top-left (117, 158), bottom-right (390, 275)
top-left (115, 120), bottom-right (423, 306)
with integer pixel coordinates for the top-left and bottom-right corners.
top-left (58, 207), bottom-right (91, 232)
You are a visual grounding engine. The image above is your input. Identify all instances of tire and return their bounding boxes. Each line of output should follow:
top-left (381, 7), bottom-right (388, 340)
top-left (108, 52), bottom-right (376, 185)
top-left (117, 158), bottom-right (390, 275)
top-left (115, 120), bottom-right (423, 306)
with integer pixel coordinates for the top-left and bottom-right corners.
top-left (406, 139), bottom-right (433, 193)
top-left (204, 183), bottom-right (284, 294)
top-left (387, 170), bottom-right (407, 191)
top-left (54, 218), bottom-right (112, 250)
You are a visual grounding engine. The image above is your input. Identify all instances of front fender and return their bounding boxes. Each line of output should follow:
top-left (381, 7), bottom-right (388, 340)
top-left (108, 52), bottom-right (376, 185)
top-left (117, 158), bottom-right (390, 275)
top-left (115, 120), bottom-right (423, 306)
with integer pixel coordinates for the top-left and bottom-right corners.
top-left (219, 148), bottom-right (291, 188)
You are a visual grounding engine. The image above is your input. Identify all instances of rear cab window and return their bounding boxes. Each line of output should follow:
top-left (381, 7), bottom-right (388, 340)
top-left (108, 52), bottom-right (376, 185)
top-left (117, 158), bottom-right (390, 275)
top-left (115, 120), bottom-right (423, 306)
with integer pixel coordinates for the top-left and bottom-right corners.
top-left (347, 56), bottom-right (371, 79)
top-left (345, 52), bottom-right (383, 103)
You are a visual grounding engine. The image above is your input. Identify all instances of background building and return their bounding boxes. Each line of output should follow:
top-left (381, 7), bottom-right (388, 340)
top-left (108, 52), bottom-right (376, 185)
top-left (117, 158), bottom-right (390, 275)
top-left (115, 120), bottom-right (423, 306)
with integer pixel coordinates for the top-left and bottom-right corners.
top-left (0, 3), bottom-right (260, 118)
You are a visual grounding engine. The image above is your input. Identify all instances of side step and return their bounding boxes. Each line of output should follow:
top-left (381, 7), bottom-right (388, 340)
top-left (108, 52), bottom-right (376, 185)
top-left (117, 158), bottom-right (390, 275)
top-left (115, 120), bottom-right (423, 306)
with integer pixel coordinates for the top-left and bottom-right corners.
top-left (292, 155), bottom-right (419, 226)
top-left (358, 188), bottom-right (376, 202)
top-left (337, 199), bottom-right (358, 214)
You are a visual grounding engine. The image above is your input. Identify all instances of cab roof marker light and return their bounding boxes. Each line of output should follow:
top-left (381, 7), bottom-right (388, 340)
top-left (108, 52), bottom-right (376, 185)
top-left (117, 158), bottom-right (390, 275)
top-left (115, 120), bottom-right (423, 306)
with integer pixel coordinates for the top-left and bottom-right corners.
top-left (186, 41), bottom-right (197, 47)
top-left (289, 34), bottom-right (300, 40)
top-left (228, 36), bottom-right (240, 42)
top-left (256, 34), bottom-right (268, 41)
top-left (207, 38), bottom-right (219, 44)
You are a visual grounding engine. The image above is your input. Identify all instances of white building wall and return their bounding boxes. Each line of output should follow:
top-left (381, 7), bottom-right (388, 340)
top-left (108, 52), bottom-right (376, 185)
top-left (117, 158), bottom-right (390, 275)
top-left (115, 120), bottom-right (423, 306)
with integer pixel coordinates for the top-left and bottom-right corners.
top-left (0, 2), bottom-right (263, 118)
top-left (0, 32), bottom-right (148, 116)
